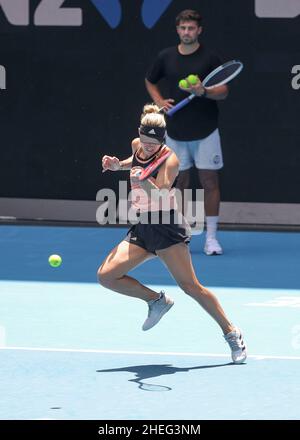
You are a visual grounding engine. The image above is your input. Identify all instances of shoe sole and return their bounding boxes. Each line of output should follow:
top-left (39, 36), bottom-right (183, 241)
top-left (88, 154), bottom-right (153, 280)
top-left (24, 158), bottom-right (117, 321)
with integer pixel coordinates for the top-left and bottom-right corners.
top-left (204, 250), bottom-right (223, 256)
top-left (233, 358), bottom-right (247, 364)
top-left (232, 349), bottom-right (247, 364)
top-left (142, 301), bottom-right (174, 331)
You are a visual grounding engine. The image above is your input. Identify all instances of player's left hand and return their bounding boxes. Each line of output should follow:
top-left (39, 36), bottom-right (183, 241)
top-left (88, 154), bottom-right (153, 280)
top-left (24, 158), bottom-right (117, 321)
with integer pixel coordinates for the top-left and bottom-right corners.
top-left (191, 80), bottom-right (206, 97)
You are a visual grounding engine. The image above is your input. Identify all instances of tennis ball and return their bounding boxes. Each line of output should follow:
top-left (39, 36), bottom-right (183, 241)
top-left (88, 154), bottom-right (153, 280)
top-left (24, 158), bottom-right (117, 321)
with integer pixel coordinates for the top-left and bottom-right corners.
top-left (48, 254), bottom-right (62, 268)
top-left (187, 74), bottom-right (198, 85)
top-left (178, 79), bottom-right (189, 89)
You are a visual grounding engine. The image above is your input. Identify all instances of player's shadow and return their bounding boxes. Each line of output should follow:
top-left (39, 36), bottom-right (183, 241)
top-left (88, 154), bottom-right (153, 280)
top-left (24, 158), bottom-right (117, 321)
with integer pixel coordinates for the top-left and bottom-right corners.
top-left (97, 362), bottom-right (233, 392)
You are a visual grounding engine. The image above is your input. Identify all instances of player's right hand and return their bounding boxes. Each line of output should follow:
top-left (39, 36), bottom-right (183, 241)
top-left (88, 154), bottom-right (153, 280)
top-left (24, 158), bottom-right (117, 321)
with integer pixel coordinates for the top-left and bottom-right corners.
top-left (130, 166), bottom-right (143, 184)
top-left (102, 155), bottom-right (120, 172)
top-left (156, 98), bottom-right (175, 112)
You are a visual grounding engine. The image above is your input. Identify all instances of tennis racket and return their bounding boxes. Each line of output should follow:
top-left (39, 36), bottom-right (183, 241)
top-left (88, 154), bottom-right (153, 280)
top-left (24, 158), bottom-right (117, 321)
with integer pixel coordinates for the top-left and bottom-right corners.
top-left (167, 60), bottom-right (243, 117)
top-left (137, 147), bottom-right (171, 181)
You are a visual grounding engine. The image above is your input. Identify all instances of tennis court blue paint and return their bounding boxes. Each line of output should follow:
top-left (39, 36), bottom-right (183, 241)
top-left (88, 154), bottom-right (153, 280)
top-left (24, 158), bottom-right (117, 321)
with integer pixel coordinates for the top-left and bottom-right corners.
top-left (0, 225), bottom-right (300, 419)
top-left (0, 348), bottom-right (300, 420)
top-left (0, 225), bottom-right (300, 288)
top-left (0, 281), bottom-right (299, 356)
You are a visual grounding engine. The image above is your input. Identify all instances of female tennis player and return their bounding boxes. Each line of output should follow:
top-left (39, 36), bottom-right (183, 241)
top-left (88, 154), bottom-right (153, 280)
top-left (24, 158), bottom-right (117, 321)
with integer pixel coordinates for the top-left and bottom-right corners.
top-left (99, 104), bottom-right (246, 364)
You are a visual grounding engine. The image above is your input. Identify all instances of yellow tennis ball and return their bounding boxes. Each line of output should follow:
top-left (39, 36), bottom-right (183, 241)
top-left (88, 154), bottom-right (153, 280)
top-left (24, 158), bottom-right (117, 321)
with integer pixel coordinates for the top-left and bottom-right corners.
top-left (48, 254), bottom-right (62, 268)
top-left (187, 74), bottom-right (198, 85)
top-left (179, 79), bottom-right (189, 89)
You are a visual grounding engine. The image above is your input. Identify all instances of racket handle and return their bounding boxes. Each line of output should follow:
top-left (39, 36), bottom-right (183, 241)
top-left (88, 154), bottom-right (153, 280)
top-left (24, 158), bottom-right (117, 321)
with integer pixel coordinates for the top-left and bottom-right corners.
top-left (166, 95), bottom-right (195, 116)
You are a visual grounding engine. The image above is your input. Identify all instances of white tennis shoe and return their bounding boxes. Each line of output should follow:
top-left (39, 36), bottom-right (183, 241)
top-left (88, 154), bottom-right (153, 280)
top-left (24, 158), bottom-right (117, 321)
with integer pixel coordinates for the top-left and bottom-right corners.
top-left (204, 238), bottom-right (223, 255)
top-left (224, 327), bottom-right (247, 364)
top-left (142, 291), bottom-right (174, 331)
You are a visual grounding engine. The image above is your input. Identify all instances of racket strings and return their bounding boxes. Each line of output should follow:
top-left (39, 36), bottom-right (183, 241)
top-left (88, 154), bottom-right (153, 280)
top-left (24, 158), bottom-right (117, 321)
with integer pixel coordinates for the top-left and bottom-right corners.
top-left (204, 65), bottom-right (242, 87)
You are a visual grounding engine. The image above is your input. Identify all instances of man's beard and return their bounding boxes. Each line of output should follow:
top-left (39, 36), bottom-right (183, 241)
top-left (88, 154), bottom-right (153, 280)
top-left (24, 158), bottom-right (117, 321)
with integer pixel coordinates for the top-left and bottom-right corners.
top-left (181, 36), bottom-right (197, 45)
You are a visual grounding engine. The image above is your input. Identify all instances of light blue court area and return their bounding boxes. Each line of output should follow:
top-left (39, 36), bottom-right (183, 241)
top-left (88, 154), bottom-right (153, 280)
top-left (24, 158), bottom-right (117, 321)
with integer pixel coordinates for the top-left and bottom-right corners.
top-left (0, 225), bottom-right (300, 419)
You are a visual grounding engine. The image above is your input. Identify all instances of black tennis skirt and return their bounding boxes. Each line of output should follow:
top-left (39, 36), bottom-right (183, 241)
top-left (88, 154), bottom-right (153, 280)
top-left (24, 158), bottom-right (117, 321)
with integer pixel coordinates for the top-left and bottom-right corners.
top-left (124, 210), bottom-right (191, 254)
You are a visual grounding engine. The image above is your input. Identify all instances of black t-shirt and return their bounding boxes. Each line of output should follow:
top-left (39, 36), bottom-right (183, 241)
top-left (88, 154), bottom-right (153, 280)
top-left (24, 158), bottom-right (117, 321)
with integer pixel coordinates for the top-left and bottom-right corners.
top-left (146, 45), bottom-right (222, 141)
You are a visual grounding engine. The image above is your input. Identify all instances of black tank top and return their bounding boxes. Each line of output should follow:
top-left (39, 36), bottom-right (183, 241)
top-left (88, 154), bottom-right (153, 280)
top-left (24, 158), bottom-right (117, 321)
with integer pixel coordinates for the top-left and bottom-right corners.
top-left (132, 144), bottom-right (177, 187)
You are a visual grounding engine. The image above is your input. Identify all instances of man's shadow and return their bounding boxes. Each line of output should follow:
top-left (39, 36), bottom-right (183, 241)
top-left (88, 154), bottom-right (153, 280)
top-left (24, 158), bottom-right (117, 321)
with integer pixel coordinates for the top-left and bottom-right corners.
top-left (97, 362), bottom-right (234, 392)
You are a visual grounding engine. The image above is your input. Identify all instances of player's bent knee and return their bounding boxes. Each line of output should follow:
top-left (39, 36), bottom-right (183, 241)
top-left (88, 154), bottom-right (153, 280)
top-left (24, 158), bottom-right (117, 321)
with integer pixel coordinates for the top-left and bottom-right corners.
top-left (97, 266), bottom-right (116, 288)
top-left (178, 281), bottom-right (198, 295)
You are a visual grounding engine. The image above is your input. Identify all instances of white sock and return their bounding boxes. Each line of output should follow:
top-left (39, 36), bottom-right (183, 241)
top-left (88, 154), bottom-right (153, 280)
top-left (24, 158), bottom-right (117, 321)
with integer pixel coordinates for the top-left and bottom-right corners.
top-left (206, 216), bottom-right (219, 240)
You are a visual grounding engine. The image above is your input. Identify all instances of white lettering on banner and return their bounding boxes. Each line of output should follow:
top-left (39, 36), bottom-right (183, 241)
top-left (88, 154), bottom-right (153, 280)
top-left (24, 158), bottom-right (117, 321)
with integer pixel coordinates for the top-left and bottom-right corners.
top-left (0, 0), bottom-right (82, 26)
top-left (291, 65), bottom-right (300, 90)
top-left (0, 0), bottom-right (29, 25)
top-left (0, 65), bottom-right (6, 89)
top-left (1, 1), bottom-right (299, 28)
top-left (34, 0), bottom-right (82, 26)
top-left (255, 0), bottom-right (300, 18)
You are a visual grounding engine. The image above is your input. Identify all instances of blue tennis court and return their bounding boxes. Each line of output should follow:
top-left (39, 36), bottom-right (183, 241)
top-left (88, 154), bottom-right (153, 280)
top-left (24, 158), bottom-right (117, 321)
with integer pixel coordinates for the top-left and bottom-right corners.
top-left (0, 225), bottom-right (299, 420)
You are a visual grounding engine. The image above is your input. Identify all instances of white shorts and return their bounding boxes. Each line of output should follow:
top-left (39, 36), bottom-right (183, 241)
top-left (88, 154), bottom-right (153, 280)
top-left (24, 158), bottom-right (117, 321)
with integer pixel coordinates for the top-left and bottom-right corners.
top-left (166, 128), bottom-right (224, 171)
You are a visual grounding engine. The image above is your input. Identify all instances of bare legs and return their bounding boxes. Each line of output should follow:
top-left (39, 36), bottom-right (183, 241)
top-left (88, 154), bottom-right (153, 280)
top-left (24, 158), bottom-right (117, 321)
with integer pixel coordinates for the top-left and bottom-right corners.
top-left (98, 239), bottom-right (233, 335)
top-left (156, 243), bottom-right (233, 334)
top-left (175, 169), bottom-right (220, 217)
top-left (198, 169), bottom-right (220, 217)
top-left (98, 240), bottom-right (159, 302)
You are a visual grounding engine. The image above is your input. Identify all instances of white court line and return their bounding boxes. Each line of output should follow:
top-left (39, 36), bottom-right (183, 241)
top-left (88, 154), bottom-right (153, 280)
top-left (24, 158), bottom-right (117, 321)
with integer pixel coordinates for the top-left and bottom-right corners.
top-left (1, 346), bottom-right (300, 360)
